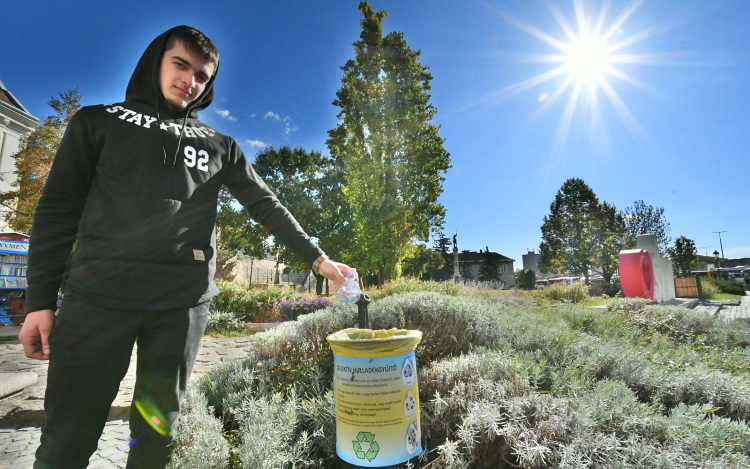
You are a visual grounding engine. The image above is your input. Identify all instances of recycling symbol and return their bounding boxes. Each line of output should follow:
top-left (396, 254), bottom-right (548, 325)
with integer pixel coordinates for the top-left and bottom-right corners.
top-left (352, 431), bottom-right (379, 462)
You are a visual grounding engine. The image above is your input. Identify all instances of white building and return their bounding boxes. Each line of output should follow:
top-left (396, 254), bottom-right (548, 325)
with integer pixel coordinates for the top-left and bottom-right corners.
top-left (0, 78), bottom-right (38, 231)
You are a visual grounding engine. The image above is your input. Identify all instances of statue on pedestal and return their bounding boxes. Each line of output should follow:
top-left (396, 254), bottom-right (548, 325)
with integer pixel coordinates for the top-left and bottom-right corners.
top-left (453, 232), bottom-right (461, 283)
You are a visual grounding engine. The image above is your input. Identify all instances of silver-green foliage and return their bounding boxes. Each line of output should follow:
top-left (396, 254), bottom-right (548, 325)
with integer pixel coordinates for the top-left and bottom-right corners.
top-left (205, 310), bottom-right (245, 335)
top-left (167, 387), bottom-right (230, 469)
top-left (171, 290), bottom-right (750, 468)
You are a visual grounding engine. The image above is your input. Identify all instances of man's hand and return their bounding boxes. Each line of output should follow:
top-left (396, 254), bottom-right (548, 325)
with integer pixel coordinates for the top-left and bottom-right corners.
top-left (318, 259), bottom-right (350, 287)
top-left (18, 309), bottom-right (55, 360)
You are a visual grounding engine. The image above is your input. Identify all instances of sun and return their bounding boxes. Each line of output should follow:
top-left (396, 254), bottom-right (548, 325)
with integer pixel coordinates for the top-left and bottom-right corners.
top-left (564, 34), bottom-right (613, 85)
top-left (466, 0), bottom-right (678, 149)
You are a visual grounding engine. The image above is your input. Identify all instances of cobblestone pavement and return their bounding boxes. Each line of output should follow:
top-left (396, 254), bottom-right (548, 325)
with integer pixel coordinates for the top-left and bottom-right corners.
top-left (0, 334), bottom-right (257, 468)
top-left (691, 290), bottom-right (750, 320)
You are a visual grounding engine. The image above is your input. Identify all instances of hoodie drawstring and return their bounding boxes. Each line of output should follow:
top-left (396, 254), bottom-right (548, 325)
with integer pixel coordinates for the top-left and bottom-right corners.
top-left (171, 114), bottom-right (189, 168)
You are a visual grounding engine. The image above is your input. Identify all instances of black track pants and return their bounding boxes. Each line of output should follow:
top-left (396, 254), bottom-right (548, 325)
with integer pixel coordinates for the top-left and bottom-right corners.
top-left (33, 295), bottom-right (209, 469)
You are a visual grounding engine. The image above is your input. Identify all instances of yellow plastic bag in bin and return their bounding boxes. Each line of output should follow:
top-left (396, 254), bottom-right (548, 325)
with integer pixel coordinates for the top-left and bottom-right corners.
top-left (327, 328), bottom-right (423, 467)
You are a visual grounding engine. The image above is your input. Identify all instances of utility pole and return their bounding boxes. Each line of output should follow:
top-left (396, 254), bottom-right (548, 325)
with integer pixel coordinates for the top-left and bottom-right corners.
top-left (699, 246), bottom-right (711, 257)
top-left (712, 231), bottom-right (727, 259)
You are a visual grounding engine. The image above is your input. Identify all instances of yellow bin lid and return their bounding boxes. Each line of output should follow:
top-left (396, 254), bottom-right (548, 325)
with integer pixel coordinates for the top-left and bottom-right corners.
top-left (327, 328), bottom-right (422, 358)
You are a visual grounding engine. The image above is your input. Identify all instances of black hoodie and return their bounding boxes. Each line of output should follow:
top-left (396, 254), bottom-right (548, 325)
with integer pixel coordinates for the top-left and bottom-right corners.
top-left (26, 26), bottom-right (323, 312)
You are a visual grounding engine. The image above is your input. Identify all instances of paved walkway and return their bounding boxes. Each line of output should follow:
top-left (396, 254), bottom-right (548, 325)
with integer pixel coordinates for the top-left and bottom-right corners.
top-left (0, 334), bottom-right (256, 468)
top-left (691, 293), bottom-right (750, 320)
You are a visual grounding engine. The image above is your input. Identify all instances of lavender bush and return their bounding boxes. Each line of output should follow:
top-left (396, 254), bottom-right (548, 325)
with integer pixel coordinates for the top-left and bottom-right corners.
top-left (279, 298), bottom-right (335, 321)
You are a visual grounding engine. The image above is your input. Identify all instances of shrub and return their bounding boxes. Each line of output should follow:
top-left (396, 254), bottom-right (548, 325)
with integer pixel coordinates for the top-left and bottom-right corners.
top-left (173, 292), bottom-right (750, 468)
top-left (166, 387), bottom-right (230, 469)
top-left (701, 278), bottom-right (723, 299)
top-left (705, 277), bottom-right (747, 296)
top-left (535, 282), bottom-right (590, 304)
top-left (522, 270), bottom-right (535, 290)
top-left (211, 280), bottom-right (300, 322)
top-left (368, 277), bottom-right (463, 301)
top-left (279, 298), bottom-right (334, 321)
top-left (590, 281), bottom-right (621, 297)
top-left (204, 310), bottom-right (245, 335)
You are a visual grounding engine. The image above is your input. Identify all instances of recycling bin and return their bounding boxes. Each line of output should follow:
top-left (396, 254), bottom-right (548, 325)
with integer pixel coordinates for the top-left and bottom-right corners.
top-left (327, 328), bottom-right (423, 468)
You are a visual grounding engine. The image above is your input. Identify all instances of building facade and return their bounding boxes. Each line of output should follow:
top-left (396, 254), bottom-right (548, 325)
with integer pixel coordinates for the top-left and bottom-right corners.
top-left (0, 78), bottom-right (38, 232)
top-left (457, 249), bottom-right (515, 286)
top-left (522, 250), bottom-right (540, 273)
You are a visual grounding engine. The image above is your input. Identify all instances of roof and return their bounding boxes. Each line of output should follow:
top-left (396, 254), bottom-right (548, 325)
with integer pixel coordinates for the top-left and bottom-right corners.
top-left (0, 78), bottom-right (38, 128)
top-left (457, 250), bottom-right (514, 263)
top-left (0, 232), bottom-right (30, 242)
top-left (0, 78), bottom-right (33, 115)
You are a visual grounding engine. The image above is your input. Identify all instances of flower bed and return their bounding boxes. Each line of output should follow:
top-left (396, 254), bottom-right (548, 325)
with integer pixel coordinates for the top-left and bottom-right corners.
top-left (170, 286), bottom-right (750, 468)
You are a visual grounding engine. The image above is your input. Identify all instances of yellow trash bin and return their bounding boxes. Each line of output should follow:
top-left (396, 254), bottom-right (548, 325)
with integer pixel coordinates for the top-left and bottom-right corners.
top-left (327, 328), bottom-right (423, 467)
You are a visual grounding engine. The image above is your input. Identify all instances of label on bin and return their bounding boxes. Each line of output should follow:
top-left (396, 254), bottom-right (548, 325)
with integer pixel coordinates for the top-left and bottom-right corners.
top-left (333, 351), bottom-right (421, 466)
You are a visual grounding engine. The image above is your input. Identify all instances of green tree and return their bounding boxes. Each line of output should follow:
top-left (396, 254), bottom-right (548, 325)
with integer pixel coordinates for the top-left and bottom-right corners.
top-left (0, 89), bottom-right (82, 232)
top-left (524, 269), bottom-right (537, 290)
top-left (251, 146), bottom-right (350, 294)
top-left (479, 246), bottom-right (501, 281)
top-left (594, 201), bottom-right (626, 283)
top-left (326, 1), bottom-right (451, 285)
top-left (667, 235), bottom-right (698, 277)
top-left (539, 178), bottom-right (599, 284)
top-left (515, 269), bottom-right (526, 286)
top-left (427, 232), bottom-right (452, 281)
top-left (215, 186), bottom-right (268, 260)
top-left (459, 251), bottom-right (474, 282)
top-left (402, 241), bottom-right (444, 279)
top-left (622, 200), bottom-right (672, 254)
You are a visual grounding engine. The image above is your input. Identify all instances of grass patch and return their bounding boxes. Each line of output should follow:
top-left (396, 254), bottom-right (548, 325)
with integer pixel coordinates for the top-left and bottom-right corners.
top-left (714, 293), bottom-right (744, 301)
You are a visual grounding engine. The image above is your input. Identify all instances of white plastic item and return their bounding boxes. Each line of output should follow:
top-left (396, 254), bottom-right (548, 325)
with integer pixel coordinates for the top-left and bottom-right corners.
top-left (334, 268), bottom-right (361, 303)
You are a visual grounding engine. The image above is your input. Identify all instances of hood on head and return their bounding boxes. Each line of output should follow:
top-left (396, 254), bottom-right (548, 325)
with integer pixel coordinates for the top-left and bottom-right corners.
top-left (125, 25), bottom-right (219, 117)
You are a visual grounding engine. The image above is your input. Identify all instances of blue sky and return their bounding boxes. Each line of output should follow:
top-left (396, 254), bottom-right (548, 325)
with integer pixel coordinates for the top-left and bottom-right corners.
top-left (5, 0), bottom-right (749, 265)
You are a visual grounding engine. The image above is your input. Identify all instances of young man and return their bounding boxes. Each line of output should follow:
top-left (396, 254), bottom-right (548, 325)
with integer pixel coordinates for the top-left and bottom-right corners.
top-left (19, 26), bottom-right (348, 468)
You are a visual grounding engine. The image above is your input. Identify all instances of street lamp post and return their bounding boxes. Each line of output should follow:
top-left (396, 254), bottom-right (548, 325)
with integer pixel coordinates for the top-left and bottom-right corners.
top-left (713, 250), bottom-right (720, 277)
top-left (713, 231), bottom-right (727, 259)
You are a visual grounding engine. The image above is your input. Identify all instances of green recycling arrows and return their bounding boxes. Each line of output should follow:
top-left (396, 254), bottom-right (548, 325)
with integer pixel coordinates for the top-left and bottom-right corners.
top-left (353, 431), bottom-right (379, 462)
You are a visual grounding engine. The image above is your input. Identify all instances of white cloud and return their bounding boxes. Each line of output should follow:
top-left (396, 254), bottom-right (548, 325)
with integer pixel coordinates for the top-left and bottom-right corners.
top-left (214, 108), bottom-right (237, 121)
top-left (243, 139), bottom-right (268, 149)
top-left (264, 111), bottom-right (298, 137)
top-left (249, 113), bottom-right (257, 118)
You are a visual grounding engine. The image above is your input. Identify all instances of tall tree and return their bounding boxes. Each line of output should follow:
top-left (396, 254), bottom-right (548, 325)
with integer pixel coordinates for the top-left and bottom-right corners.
top-left (594, 201), bottom-right (627, 283)
top-left (428, 231), bottom-right (452, 281)
top-left (479, 246), bottom-right (501, 281)
top-left (667, 235), bottom-right (698, 277)
top-left (622, 200), bottom-right (672, 254)
top-left (326, 1), bottom-right (451, 285)
top-left (538, 178), bottom-right (599, 284)
top-left (0, 89), bottom-right (82, 232)
top-left (251, 146), bottom-right (350, 294)
top-left (215, 186), bottom-right (268, 260)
